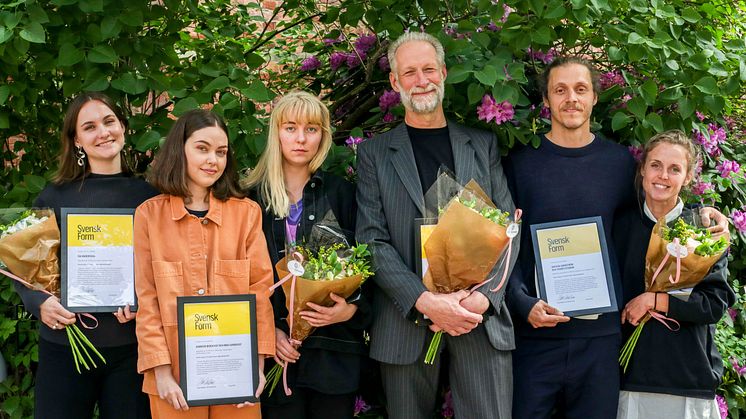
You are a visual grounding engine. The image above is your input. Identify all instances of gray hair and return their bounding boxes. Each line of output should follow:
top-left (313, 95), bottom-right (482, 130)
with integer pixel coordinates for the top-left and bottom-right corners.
top-left (387, 32), bottom-right (445, 75)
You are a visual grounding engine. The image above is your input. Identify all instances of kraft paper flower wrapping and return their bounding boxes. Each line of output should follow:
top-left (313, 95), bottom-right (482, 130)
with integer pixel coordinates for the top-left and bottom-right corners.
top-left (0, 209), bottom-right (60, 296)
top-left (422, 180), bottom-right (510, 293)
top-left (644, 219), bottom-right (727, 293)
top-left (275, 258), bottom-right (364, 342)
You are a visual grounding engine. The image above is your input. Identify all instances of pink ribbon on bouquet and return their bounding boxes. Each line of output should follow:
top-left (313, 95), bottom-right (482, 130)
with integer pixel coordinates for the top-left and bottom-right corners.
top-left (0, 268), bottom-right (99, 329)
top-left (647, 309), bottom-right (680, 332)
top-left (651, 238), bottom-right (683, 285)
top-left (471, 209), bottom-right (522, 293)
top-left (268, 252), bottom-right (304, 396)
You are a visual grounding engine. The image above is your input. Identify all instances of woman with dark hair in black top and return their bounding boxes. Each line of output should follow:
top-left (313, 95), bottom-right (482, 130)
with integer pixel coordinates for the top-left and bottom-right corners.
top-left (15, 92), bottom-right (157, 419)
top-left (616, 130), bottom-right (735, 419)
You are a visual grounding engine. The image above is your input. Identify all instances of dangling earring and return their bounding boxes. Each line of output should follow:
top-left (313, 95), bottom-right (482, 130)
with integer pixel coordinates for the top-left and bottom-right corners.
top-left (76, 145), bottom-right (86, 167)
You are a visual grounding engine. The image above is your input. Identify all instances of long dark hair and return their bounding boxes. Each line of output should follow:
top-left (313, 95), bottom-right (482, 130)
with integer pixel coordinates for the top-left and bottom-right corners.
top-left (149, 109), bottom-right (243, 201)
top-left (53, 92), bottom-right (130, 184)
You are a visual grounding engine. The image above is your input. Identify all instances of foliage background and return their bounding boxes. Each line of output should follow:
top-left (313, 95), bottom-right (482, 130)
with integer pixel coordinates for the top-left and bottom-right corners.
top-left (0, 0), bottom-right (745, 417)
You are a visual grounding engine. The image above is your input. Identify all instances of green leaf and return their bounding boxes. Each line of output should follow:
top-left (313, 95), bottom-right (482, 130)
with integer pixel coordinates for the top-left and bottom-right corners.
top-left (23, 175), bottom-right (45, 193)
top-left (79, 0), bottom-right (104, 13)
top-left (111, 73), bottom-right (147, 95)
top-left (243, 79), bottom-right (273, 102)
top-left (475, 66), bottom-right (498, 86)
top-left (677, 97), bottom-right (694, 119)
top-left (173, 97), bottom-right (199, 116)
top-left (628, 32), bottom-right (645, 45)
top-left (626, 96), bottom-right (647, 120)
top-left (703, 95), bottom-right (724, 115)
top-left (203, 76), bottom-right (230, 92)
top-left (445, 65), bottom-right (472, 84)
top-left (740, 59), bottom-right (746, 82)
top-left (134, 130), bottom-right (162, 152)
top-left (681, 7), bottom-right (701, 23)
top-left (87, 45), bottom-right (118, 64)
top-left (0, 27), bottom-right (11, 44)
top-left (0, 85), bottom-right (9, 105)
top-left (422, 0), bottom-right (439, 17)
top-left (57, 43), bottom-right (85, 67)
top-left (645, 112), bottom-right (663, 132)
top-left (0, 111), bottom-right (8, 129)
top-left (545, 4), bottom-right (566, 19)
top-left (19, 22), bottom-right (45, 44)
top-left (694, 76), bottom-right (718, 95)
top-left (639, 79), bottom-right (658, 105)
top-left (531, 26), bottom-right (552, 45)
top-left (665, 60), bottom-right (679, 71)
top-left (100, 16), bottom-right (121, 39)
top-left (119, 10), bottom-right (144, 27)
top-left (611, 112), bottom-right (632, 131)
top-left (467, 83), bottom-right (484, 105)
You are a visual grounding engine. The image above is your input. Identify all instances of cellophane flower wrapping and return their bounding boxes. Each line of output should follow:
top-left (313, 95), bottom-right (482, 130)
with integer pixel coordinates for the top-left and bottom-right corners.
top-left (275, 217), bottom-right (372, 342)
top-left (0, 208), bottom-right (60, 296)
top-left (422, 173), bottom-right (513, 293)
top-left (644, 210), bottom-right (729, 293)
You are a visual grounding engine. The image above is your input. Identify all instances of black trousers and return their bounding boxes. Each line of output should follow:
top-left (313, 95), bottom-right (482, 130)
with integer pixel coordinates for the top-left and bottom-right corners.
top-left (512, 333), bottom-right (622, 419)
top-left (261, 387), bottom-right (356, 419)
top-left (34, 338), bottom-right (150, 419)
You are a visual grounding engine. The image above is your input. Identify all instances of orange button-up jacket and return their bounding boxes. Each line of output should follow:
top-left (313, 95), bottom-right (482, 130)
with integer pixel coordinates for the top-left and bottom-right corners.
top-left (134, 193), bottom-right (276, 395)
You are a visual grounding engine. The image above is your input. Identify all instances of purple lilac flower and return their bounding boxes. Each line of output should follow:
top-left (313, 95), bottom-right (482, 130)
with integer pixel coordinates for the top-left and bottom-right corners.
top-left (693, 125), bottom-right (726, 157)
top-left (323, 35), bottom-right (343, 46)
top-left (347, 52), bottom-right (363, 68)
top-left (599, 70), bottom-right (626, 90)
top-left (353, 396), bottom-right (370, 416)
top-left (345, 136), bottom-right (365, 148)
top-left (539, 105), bottom-right (551, 119)
top-left (691, 180), bottom-right (714, 196)
top-left (716, 394), bottom-right (728, 419)
top-left (477, 95), bottom-right (514, 125)
top-left (696, 111), bottom-right (706, 121)
top-left (486, 21), bottom-right (499, 31)
top-left (346, 165), bottom-right (355, 177)
top-left (724, 116), bottom-right (736, 130)
top-left (716, 159), bottom-right (740, 178)
top-left (731, 358), bottom-right (746, 376)
top-left (300, 56), bottom-right (321, 72)
top-left (378, 55), bottom-right (390, 72)
top-left (330, 52), bottom-right (348, 71)
top-left (732, 209), bottom-right (746, 234)
top-left (728, 308), bottom-right (739, 322)
top-left (628, 145), bottom-right (643, 162)
top-left (441, 389), bottom-right (454, 418)
top-left (379, 90), bottom-right (401, 112)
top-left (526, 47), bottom-right (556, 64)
top-left (354, 34), bottom-right (377, 55)
top-left (501, 3), bottom-right (512, 23)
top-left (383, 112), bottom-right (396, 123)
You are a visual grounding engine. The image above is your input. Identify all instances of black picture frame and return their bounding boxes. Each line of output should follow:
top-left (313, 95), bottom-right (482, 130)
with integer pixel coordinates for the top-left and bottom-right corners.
top-left (61, 208), bottom-right (137, 313)
top-left (177, 294), bottom-right (259, 407)
top-left (530, 216), bottom-right (617, 317)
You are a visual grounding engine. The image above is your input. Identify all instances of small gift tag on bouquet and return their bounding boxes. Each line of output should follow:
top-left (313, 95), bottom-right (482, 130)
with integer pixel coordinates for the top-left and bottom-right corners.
top-left (506, 222), bottom-right (520, 238)
top-left (666, 242), bottom-right (688, 259)
top-left (287, 260), bottom-right (305, 277)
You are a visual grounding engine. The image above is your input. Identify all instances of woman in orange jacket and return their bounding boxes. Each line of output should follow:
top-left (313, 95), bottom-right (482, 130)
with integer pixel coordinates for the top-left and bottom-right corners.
top-left (134, 109), bottom-right (275, 419)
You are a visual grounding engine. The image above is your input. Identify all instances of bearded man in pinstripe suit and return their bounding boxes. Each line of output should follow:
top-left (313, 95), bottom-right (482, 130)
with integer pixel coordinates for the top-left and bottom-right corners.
top-left (356, 32), bottom-right (517, 419)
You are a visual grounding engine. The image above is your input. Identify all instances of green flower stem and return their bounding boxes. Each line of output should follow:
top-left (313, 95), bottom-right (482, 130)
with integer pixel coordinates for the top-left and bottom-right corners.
top-left (619, 320), bottom-right (647, 373)
top-left (64, 324), bottom-right (106, 373)
top-left (65, 327), bottom-right (82, 374)
top-left (265, 363), bottom-right (284, 397)
top-left (67, 327), bottom-right (90, 371)
top-left (424, 331), bottom-right (443, 365)
top-left (71, 324), bottom-right (105, 366)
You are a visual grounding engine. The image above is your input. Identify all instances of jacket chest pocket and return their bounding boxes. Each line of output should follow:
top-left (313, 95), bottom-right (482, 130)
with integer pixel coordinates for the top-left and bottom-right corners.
top-left (213, 259), bottom-right (251, 295)
top-left (152, 261), bottom-right (184, 326)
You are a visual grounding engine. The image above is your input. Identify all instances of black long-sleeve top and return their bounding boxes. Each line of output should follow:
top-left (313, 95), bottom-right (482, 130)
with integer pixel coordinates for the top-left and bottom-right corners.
top-left (250, 171), bottom-right (372, 399)
top-left (15, 173), bottom-right (158, 347)
top-left (616, 207), bottom-right (735, 399)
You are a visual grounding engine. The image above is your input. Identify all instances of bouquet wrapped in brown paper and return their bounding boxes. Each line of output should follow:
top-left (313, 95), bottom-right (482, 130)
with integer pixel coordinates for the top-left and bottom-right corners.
top-left (266, 222), bottom-right (373, 396)
top-left (0, 208), bottom-right (60, 295)
top-left (0, 208), bottom-right (105, 373)
top-left (420, 173), bottom-right (521, 364)
top-left (619, 211), bottom-right (729, 372)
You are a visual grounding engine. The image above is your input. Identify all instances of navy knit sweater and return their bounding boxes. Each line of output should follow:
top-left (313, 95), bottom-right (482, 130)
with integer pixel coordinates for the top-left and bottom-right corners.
top-left (503, 133), bottom-right (636, 338)
top-left (616, 208), bottom-right (735, 399)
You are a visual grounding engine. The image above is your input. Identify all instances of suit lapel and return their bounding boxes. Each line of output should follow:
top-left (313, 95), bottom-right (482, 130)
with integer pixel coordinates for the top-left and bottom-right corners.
top-left (449, 122), bottom-right (476, 184)
top-left (389, 124), bottom-right (426, 215)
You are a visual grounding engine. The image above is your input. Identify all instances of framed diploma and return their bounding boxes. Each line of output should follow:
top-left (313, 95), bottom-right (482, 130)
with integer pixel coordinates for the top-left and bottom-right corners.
top-left (61, 208), bottom-right (137, 312)
top-left (177, 295), bottom-right (259, 407)
top-left (530, 216), bottom-right (617, 317)
top-left (414, 218), bottom-right (438, 278)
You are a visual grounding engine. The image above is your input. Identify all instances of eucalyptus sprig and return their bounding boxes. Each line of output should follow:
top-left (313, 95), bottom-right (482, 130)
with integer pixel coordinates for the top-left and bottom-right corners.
top-left (298, 243), bottom-right (373, 282)
top-left (661, 218), bottom-right (729, 257)
top-left (443, 197), bottom-right (510, 226)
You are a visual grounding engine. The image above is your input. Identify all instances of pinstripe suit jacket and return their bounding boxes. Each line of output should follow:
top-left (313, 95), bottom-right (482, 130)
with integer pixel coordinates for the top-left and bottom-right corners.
top-left (356, 121), bottom-right (518, 365)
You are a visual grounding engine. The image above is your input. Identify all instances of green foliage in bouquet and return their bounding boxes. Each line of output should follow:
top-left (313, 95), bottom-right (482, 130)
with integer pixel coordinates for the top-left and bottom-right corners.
top-left (452, 197), bottom-right (510, 226)
top-left (661, 218), bottom-right (729, 257)
top-left (298, 243), bottom-right (373, 282)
